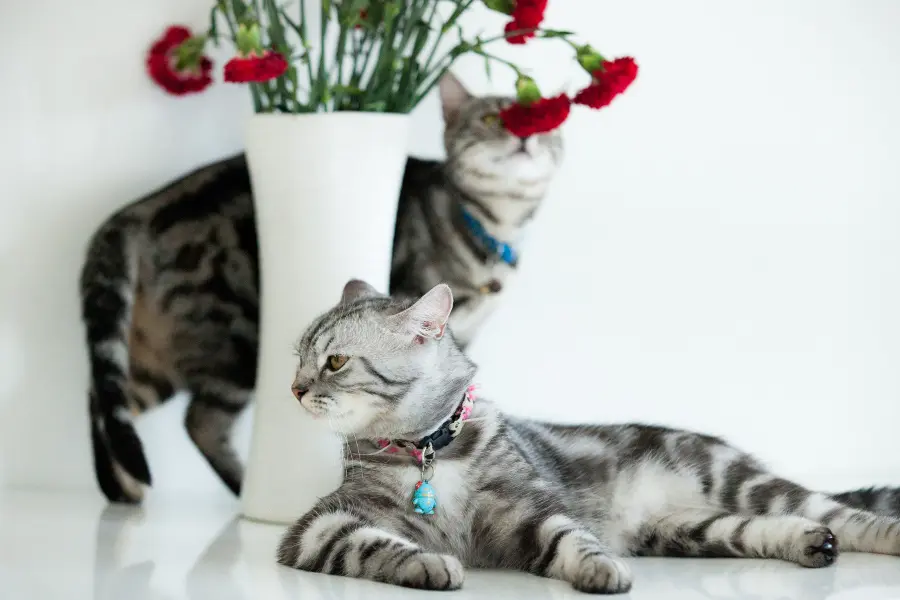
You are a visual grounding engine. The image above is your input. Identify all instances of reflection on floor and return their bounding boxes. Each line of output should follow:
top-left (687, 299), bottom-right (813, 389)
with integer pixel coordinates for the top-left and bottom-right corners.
top-left (2, 490), bottom-right (900, 600)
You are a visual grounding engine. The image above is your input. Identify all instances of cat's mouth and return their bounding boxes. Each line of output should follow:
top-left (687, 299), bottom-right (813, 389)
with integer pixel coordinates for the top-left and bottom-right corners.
top-left (300, 396), bottom-right (332, 419)
top-left (497, 147), bottom-right (532, 162)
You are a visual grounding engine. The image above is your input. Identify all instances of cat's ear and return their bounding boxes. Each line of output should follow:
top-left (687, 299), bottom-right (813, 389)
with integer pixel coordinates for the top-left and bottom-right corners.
top-left (340, 279), bottom-right (382, 305)
top-left (387, 284), bottom-right (454, 342)
top-left (439, 72), bottom-right (472, 123)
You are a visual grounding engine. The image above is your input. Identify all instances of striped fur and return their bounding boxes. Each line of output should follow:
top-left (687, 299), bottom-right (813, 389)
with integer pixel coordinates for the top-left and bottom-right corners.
top-left (277, 280), bottom-right (900, 593)
top-left (79, 73), bottom-right (562, 503)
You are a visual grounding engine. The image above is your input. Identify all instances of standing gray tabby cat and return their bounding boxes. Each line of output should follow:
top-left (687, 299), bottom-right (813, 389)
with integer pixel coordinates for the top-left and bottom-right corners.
top-left (79, 72), bottom-right (563, 503)
top-left (278, 279), bottom-right (900, 594)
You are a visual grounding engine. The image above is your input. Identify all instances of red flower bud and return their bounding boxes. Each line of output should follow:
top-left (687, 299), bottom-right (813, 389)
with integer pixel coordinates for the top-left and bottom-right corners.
top-left (575, 44), bottom-right (606, 75)
top-left (514, 74), bottom-right (542, 106)
top-left (235, 23), bottom-right (263, 56)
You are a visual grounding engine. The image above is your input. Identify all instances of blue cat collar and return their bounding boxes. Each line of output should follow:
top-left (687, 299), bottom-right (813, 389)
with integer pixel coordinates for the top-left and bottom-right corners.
top-left (460, 208), bottom-right (518, 266)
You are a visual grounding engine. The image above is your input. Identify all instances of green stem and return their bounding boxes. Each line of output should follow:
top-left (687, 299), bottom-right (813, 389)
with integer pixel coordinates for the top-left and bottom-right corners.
top-left (264, 0), bottom-right (297, 112)
top-left (470, 48), bottom-right (523, 76)
top-left (361, 9), bottom-right (399, 108)
top-left (349, 27), bottom-right (362, 83)
top-left (393, 0), bottom-right (431, 111)
top-left (280, 8), bottom-right (315, 101)
top-left (419, 0), bottom-right (448, 78)
top-left (414, 45), bottom-right (521, 107)
top-left (355, 29), bottom-right (377, 86)
top-left (415, 0), bottom-right (475, 101)
top-left (413, 57), bottom-right (454, 105)
top-left (334, 25), bottom-right (348, 108)
top-left (299, 2), bottom-right (314, 94)
top-left (315, 0), bottom-right (331, 111)
top-left (250, 84), bottom-right (265, 112)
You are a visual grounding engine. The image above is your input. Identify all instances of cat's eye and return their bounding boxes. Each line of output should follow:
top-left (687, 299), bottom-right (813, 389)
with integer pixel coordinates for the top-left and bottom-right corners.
top-left (481, 113), bottom-right (500, 126)
top-left (326, 354), bottom-right (349, 372)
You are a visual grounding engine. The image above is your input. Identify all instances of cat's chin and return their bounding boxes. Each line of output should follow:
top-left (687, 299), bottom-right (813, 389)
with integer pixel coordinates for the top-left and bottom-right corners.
top-left (500, 154), bottom-right (555, 181)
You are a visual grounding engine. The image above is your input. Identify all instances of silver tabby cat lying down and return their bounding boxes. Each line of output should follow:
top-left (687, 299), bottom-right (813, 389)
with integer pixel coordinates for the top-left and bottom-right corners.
top-left (277, 279), bottom-right (900, 594)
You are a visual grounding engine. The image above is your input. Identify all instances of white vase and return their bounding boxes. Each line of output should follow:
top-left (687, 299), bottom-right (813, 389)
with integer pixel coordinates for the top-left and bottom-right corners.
top-left (240, 112), bottom-right (411, 524)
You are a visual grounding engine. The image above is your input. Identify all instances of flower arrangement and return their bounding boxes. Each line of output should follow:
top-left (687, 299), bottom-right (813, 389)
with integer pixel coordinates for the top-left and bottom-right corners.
top-left (147, 0), bottom-right (638, 135)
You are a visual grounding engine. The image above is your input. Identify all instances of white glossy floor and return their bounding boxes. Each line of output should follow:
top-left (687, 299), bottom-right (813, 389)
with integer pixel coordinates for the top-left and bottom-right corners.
top-left (3, 490), bottom-right (900, 600)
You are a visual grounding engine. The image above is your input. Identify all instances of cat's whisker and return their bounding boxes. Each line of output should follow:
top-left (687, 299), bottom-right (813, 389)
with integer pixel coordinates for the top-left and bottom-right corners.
top-left (358, 443), bottom-right (392, 457)
top-left (350, 432), bottom-right (363, 460)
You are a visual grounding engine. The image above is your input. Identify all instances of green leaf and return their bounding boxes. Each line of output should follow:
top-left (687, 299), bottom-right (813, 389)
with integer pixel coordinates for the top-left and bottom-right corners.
top-left (482, 0), bottom-right (514, 15)
top-left (332, 84), bottom-right (363, 95)
top-left (208, 5), bottom-right (220, 46)
top-left (539, 29), bottom-right (576, 38)
top-left (231, 0), bottom-right (248, 23)
top-left (279, 9), bottom-right (304, 37)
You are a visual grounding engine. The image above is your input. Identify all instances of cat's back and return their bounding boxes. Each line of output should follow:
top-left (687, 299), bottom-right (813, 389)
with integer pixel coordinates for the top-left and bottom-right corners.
top-left (85, 154), bottom-right (250, 248)
top-left (502, 418), bottom-right (735, 499)
top-left (123, 154), bottom-right (252, 233)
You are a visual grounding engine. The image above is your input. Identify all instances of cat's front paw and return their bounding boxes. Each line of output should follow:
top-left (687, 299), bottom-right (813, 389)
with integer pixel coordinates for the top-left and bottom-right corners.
top-left (572, 555), bottom-right (633, 595)
top-left (395, 553), bottom-right (464, 591)
top-left (796, 527), bottom-right (838, 568)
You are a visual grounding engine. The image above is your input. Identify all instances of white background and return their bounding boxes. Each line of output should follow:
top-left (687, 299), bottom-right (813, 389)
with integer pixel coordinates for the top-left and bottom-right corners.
top-left (1, 0), bottom-right (898, 503)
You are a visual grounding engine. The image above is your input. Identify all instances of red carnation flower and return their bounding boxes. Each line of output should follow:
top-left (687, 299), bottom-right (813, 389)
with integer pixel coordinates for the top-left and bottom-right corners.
top-left (504, 0), bottom-right (547, 45)
top-left (573, 57), bottom-right (638, 110)
top-left (146, 26), bottom-right (213, 96)
top-left (499, 93), bottom-right (571, 137)
top-left (355, 9), bottom-right (368, 30)
top-left (224, 51), bottom-right (289, 83)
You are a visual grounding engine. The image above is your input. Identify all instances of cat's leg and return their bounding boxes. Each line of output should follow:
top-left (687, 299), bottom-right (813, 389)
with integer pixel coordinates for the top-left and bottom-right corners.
top-left (175, 311), bottom-right (257, 496)
top-left (788, 490), bottom-right (900, 555)
top-left (183, 391), bottom-right (249, 495)
top-left (481, 511), bottom-right (632, 594)
top-left (637, 508), bottom-right (837, 567)
top-left (718, 467), bottom-right (900, 556)
top-left (277, 492), bottom-right (465, 590)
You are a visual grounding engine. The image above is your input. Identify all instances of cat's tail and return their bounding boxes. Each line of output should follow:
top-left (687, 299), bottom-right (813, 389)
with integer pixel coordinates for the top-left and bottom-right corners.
top-left (829, 487), bottom-right (900, 518)
top-left (80, 216), bottom-right (150, 504)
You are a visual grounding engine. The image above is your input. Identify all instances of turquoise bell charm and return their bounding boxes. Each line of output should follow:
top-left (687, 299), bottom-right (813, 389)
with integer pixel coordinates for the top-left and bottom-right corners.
top-left (412, 480), bottom-right (437, 515)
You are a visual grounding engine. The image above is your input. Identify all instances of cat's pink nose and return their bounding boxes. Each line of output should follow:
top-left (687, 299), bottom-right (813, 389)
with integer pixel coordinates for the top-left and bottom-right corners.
top-left (292, 387), bottom-right (307, 402)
